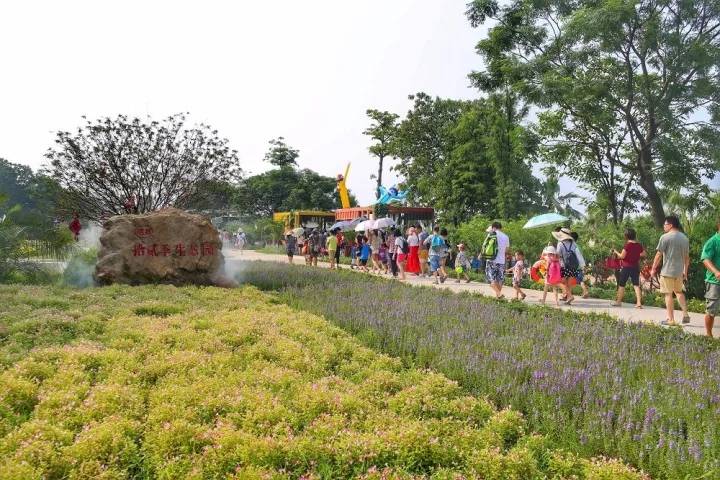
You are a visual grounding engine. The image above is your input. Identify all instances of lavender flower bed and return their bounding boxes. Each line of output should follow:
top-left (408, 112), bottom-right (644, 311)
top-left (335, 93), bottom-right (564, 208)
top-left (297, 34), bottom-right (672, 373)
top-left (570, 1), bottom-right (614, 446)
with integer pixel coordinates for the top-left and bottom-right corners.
top-left (238, 260), bottom-right (720, 480)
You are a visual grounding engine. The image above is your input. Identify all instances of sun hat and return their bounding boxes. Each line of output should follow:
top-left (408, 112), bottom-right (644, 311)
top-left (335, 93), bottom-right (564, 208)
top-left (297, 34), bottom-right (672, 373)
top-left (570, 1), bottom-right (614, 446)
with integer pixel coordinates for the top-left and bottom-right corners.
top-left (551, 227), bottom-right (573, 242)
top-left (542, 245), bottom-right (557, 255)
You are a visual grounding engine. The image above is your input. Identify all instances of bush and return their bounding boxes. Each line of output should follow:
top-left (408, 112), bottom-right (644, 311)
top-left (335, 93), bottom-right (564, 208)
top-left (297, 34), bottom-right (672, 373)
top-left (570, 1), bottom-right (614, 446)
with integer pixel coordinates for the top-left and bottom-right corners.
top-left (239, 261), bottom-right (719, 479)
top-left (0, 284), bottom-right (646, 479)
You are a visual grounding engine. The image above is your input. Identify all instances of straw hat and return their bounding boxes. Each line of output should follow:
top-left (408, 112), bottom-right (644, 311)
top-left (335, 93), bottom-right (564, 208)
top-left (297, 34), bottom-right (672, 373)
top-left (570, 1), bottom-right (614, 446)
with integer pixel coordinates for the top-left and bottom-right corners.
top-left (551, 227), bottom-right (573, 242)
top-left (542, 245), bottom-right (557, 255)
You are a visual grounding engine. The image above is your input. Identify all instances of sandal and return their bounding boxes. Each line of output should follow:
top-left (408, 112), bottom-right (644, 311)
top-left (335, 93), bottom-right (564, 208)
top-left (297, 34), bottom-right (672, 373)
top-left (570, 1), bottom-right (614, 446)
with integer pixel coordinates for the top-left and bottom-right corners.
top-left (521, 293), bottom-right (527, 300)
top-left (611, 301), bottom-right (622, 307)
top-left (565, 296), bottom-right (575, 305)
top-left (682, 315), bottom-right (691, 324)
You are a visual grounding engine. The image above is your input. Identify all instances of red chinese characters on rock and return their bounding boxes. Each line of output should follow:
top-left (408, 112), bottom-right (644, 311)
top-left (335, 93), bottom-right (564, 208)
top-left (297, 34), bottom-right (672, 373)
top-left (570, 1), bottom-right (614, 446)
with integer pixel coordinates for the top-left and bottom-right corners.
top-left (134, 227), bottom-right (154, 238)
top-left (132, 242), bottom-right (217, 257)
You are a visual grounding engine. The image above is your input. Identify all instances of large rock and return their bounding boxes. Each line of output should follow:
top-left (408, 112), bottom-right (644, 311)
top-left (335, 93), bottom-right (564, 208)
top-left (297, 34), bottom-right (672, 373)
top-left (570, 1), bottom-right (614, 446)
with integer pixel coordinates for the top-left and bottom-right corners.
top-left (95, 208), bottom-right (232, 286)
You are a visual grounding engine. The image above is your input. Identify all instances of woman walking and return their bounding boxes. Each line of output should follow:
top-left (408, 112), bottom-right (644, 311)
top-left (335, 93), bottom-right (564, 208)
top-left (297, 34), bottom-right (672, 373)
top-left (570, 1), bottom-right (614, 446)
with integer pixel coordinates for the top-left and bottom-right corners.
top-left (553, 227), bottom-right (584, 305)
top-left (405, 226), bottom-right (421, 275)
top-left (612, 228), bottom-right (646, 308)
top-left (394, 228), bottom-right (408, 280)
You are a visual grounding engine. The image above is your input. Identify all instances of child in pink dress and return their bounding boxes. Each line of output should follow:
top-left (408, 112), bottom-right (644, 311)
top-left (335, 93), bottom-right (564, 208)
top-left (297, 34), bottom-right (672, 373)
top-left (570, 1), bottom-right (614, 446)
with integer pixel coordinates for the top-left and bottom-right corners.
top-left (541, 246), bottom-right (562, 306)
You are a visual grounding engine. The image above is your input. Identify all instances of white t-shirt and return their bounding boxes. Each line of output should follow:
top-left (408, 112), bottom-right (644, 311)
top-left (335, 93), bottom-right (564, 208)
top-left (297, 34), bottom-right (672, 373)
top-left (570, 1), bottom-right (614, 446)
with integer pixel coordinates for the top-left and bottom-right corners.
top-left (407, 234), bottom-right (419, 247)
top-left (395, 236), bottom-right (405, 253)
top-left (493, 230), bottom-right (510, 264)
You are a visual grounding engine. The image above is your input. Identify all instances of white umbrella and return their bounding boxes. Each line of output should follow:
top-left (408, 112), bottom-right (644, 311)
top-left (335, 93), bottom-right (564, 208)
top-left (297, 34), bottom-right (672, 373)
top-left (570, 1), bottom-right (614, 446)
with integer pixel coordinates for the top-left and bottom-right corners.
top-left (373, 217), bottom-right (395, 229)
top-left (290, 227), bottom-right (304, 237)
top-left (355, 219), bottom-right (375, 232)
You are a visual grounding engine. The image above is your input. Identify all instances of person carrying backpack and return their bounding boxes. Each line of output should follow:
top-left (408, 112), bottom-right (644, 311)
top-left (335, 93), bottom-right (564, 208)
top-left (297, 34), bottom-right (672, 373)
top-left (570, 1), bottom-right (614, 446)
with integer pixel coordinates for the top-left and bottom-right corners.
top-left (553, 227), bottom-right (585, 305)
top-left (484, 222), bottom-right (510, 299)
top-left (425, 226), bottom-right (449, 284)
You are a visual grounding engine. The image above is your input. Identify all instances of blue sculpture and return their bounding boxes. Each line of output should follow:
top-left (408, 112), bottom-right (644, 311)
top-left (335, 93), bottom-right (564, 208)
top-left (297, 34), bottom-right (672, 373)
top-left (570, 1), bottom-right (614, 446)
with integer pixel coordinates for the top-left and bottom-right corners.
top-left (374, 185), bottom-right (408, 205)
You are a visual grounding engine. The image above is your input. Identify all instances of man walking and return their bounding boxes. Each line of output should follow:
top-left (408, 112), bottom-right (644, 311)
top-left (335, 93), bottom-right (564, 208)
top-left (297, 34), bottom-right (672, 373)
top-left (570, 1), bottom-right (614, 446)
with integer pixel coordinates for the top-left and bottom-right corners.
top-left (701, 218), bottom-right (720, 337)
top-left (484, 221), bottom-right (509, 299)
top-left (650, 215), bottom-right (691, 326)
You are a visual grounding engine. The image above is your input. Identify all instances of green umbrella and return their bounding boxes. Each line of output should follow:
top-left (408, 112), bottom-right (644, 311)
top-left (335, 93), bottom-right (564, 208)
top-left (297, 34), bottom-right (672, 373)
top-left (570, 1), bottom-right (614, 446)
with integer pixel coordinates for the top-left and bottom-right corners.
top-left (523, 213), bottom-right (569, 229)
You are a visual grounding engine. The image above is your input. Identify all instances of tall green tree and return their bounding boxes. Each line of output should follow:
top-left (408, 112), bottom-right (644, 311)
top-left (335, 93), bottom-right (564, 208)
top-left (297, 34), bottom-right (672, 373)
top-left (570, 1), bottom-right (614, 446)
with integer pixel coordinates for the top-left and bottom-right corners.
top-left (263, 137), bottom-right (299, 168)
top-left (391, 92), bottom-right (541, 224)
top-left (467, 0), bottom-right (720, 227)
top-left (363, 109), bottom-right (399, 198)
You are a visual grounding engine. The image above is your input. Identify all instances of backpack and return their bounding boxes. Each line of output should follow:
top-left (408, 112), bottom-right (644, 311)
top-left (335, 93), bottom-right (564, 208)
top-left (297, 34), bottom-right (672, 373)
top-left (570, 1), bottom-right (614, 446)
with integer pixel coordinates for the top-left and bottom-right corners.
top-left (480, 232), bottom-right (498, 260)
top-left (430, 234), bottom-right (444, 253)
top-left (560, 241), bottom-right (580, 270)
top-left (401, 238), bottom-right (410, 254)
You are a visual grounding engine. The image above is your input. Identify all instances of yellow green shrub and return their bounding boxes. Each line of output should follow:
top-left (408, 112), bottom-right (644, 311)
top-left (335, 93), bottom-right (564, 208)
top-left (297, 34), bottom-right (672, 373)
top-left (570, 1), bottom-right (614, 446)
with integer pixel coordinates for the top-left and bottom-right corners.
top-left (0, 285), bottom-right (649, 479)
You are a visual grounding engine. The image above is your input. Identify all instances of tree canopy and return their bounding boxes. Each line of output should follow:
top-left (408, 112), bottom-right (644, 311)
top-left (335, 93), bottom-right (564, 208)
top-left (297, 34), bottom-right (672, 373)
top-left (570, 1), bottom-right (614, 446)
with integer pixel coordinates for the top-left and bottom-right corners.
top-left (363, 109), bottom-right (399, 198)
top-left (44, 113), bottom-right (241, 220)
top-left (466, 0), bottom-right (720, 227)
top-left (390, 92), bottom-right (542, 224)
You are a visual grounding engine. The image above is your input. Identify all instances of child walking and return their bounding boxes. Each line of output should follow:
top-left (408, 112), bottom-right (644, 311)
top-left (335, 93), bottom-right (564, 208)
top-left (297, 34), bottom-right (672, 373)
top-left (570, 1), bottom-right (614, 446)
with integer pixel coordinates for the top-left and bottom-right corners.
top-left (455, 244), bottom-right (472, 283)
top-left (541, 246), bottom-right (562, 306)
top-left (508, 250), bottom-right (527, 300)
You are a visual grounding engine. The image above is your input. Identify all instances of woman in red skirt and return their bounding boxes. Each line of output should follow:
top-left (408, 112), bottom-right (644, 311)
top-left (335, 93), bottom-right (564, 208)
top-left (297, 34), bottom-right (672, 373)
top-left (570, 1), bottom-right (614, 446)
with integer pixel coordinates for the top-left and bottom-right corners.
top-left (405, 226), bottom-right (421, 274)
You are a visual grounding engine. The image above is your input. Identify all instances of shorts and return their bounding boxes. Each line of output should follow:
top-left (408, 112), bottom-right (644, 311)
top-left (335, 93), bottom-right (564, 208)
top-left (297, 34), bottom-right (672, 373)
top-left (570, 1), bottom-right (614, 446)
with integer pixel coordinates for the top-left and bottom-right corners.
top-left (429, 256), bottom-right (441, 272)
top-left (360, 259), bottom-right (368, 266)
top-left (419, 249), bottom-right (429, 261)
top-left (396, 253), bottom-right (407, 263)
top-left (512, 277), bottom-right (521, 288)
top-left (575, 270), bottom-right (584, 283)
top-left (485, 262), bottom-right (505, 284)
top-left (659, 276), bottom-right (685, 294)
top-left (286, 249), bottom-right (294, 257)
top-left (706, 282), bottom-right (720, 316)
top-left (617, 266), bottom-right (640, 287)
top-left (561, 267), bottom-right (578, 279)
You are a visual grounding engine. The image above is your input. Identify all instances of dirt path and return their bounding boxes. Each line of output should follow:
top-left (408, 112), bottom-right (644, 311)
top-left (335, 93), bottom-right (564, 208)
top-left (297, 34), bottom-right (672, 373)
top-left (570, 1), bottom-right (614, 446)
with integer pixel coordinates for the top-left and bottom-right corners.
top-left (227, 249), bottom-right (718, 337)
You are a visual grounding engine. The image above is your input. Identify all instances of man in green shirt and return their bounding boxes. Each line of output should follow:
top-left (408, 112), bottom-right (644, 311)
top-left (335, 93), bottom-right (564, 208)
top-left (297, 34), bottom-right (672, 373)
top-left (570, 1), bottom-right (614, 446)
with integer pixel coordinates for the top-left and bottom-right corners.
top-left (700, 219), bottom-right (720, 337)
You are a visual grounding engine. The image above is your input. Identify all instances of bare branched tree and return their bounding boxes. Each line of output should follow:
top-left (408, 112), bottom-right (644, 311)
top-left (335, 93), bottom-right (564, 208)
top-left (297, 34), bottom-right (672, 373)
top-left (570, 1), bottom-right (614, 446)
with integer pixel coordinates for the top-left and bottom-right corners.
top-left (44, 113), bottom-right (241, 220)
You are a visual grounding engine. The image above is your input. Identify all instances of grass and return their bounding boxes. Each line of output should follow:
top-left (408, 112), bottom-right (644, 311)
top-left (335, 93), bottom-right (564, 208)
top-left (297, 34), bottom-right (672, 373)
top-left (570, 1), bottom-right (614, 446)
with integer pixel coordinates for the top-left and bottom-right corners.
top-left (237, 260), bottom-right (720, 480)
top-left (0, 283), bottom-right (646, 479)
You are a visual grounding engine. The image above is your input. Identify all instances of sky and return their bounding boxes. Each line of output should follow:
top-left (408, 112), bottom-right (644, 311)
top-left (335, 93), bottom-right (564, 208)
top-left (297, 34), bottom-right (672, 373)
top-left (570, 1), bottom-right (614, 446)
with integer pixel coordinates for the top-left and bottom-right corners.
top-left (0, 0), bottom-right (495, 205)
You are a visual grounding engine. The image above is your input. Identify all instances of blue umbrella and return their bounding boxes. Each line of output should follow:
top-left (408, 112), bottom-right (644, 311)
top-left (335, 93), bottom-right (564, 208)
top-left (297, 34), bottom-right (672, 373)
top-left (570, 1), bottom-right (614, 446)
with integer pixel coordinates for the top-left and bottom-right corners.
top-left (523, 213), bottom-right (569, 229)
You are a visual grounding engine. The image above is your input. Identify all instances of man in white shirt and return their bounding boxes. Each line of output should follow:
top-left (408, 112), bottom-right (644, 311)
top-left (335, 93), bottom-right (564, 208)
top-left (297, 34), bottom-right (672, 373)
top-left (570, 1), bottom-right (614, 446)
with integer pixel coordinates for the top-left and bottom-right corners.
top-left (485, 221), bottom-right (510, 299)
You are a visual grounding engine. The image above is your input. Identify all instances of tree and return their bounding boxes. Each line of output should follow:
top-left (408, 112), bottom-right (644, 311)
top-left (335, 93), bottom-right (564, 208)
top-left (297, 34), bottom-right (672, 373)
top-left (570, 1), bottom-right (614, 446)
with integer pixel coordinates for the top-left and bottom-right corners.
top-left (363, 109), bottom-right (399, 198)
top-left (0, 158), bottom-right (64, 235)
top-left (391, 92), bottom-right (542, 224)
top-left (44, 113), bottom-right (241, 220)
top-left (263, 137), bottom-right (299, 168)
top-left (235, 139), bottom-right (355, 217)
top-left (467, 0), bottom-right (720, 227)
top-left (541, 167), bottom-right (585, 220)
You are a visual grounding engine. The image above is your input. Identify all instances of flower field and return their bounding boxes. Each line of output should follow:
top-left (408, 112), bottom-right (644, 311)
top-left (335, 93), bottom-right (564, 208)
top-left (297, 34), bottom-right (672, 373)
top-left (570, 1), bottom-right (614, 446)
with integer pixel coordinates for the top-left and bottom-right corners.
top-left (0, 284), bottom-right (646, 479)
top-left (238, 261), bottom-right (720, 480)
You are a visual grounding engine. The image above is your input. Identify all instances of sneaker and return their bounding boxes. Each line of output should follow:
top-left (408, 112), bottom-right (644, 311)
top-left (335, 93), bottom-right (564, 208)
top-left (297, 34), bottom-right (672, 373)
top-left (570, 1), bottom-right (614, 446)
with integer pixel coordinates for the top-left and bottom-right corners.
top-left (660, 319), bottom-right (679, 327)
top-left (682, 315), bottom-right (691, 324)
top-left (439, 276), bottom-right (446, 284)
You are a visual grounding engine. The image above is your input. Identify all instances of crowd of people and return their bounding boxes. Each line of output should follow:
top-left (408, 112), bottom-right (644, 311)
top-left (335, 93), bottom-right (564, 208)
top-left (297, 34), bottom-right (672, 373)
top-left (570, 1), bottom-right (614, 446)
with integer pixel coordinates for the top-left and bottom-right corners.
top-left (282, 215), bottom-right (720, 337)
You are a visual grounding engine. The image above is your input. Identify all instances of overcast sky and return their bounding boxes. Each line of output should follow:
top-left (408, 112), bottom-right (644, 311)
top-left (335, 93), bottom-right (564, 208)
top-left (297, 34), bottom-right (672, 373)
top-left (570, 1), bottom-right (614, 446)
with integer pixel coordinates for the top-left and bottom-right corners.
top-left (0, 0), bottom-right (496, 205)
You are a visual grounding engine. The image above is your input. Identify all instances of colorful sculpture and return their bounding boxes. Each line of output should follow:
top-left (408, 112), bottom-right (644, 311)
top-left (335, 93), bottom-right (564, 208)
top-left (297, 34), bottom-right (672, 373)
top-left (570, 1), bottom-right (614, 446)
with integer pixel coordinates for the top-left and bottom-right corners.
top-left (374, 185), bottom-right (408, 205)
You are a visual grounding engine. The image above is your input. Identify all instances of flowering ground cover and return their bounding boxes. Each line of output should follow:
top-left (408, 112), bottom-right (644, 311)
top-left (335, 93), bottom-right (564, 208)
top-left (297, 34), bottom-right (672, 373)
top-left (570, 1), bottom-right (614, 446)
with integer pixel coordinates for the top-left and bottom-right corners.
top-left (0, 284), bottom-right (645, 479)
top-left (238, 261), bottom-right (720, 480)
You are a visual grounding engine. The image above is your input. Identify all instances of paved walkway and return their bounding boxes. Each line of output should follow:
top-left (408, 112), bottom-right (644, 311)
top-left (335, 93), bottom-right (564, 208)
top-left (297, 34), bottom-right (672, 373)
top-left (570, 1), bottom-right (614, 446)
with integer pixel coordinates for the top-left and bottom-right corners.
top-left (227, 249), bottom-right (718, 337)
